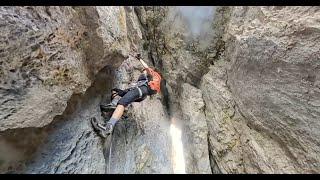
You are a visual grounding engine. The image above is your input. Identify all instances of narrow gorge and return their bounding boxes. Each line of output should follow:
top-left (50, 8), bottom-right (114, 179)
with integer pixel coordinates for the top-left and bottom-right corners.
top-left (0, 6), bottom-right (319, 174)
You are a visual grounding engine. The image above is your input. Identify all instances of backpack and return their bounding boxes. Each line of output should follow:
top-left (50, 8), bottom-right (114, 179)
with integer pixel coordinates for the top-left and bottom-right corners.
top-left (146, 68), bottom-right (161, 93)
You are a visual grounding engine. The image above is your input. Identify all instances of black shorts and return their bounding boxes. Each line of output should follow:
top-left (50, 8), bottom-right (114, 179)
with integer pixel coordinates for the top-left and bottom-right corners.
top-left (112, 86), bottom-right (149, 107)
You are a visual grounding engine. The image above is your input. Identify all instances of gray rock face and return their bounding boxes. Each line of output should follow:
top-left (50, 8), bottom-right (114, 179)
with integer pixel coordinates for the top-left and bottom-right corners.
top-left (107, 56), bottom-right (173, 174)
top-left (1, 6), bottom-right (320, 174)
top-left (23, 66), bottom-right (114, 174)
top-left (146, 6), bottom-right (320, 173)
top-left (202, 6), bottom-right (320, 173)
top-left (201, 61), bottom-right (246, 173)
top-left (180, 83), bottom-right (211, 174)
top-left (25, 97), bottom-right (106, 174)
top-left (0, 6), bottom-right (144, 173)
top-left (143, 6), bottom-right (231, 173)
top-left (226, 6), bottom-right (320, 173)
top-left (0, 6), bottom-right (131, 132)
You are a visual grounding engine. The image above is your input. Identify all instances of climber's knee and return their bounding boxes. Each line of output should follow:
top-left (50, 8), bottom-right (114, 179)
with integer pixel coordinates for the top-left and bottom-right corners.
top-left (111, 88), bottom-right (129, 102)
top-left (117, 88), bottom-right (141, 107)
top-left (117, 97), bottom-right (131, 107)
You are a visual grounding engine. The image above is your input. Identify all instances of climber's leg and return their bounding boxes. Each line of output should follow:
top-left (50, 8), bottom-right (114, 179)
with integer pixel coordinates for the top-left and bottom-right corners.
top-left (92, 86), bottom-right (148, 137)
top-left (105, 87), bottom-right (147, 133)
top-left (117, 87), bottom-right (145, 108)
top-left (100, 89), bottom-right (127, 113)
top-left (90, 117), bottom-right (109, 138)
top-left (100, 96), bottom-right (121, 113)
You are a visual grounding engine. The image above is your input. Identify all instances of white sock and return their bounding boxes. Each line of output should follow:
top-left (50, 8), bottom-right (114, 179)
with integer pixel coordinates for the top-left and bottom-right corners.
top-left (108, 117), bottom-right (118, 127)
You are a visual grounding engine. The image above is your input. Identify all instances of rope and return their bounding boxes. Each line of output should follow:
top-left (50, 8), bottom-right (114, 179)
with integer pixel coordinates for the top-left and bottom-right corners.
top-left (108, 134), bottom-right (113, 174)
top-left (123, 116), bottom-right (128, 162)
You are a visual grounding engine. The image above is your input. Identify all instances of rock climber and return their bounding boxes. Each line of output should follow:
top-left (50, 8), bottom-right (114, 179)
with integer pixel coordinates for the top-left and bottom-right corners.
top-left (91, 53), bottom-right (162, 138)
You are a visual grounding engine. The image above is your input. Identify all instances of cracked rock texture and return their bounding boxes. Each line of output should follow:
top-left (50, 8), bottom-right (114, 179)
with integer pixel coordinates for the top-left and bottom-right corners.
top-left (148, 6), bottom-right (320, 173)
top-left (1, 6), bottom-right (320, 174)
top-left (0, 6), bottom-right (132, 131)
top-left (223, 6), bottom-right (320, 173)
top-left (105, 56), bottom-right (172, 174)
top-left (180, 83), bottom-right (211, 174)
top-left (0, 6), bottom-right (146, 173)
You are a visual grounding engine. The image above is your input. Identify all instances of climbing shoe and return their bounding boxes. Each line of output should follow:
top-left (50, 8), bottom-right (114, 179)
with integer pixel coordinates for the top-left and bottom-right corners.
top-left (100, 103), bottom-right (117, 113)
top-left (105, 122), bottom-right (113, 134)
top-left (100, 96), bottom-right (121, 113)
top-left (90, 117), bottom-right (112, 138)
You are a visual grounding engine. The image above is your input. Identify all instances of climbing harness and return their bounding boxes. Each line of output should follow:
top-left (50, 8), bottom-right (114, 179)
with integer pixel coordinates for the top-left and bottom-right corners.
top-left (128, 73), bottom-right (148, 99)
top-left (136, 86), bottom-right (143, 99)
top-left (135, 73), bottom-right (149, 88)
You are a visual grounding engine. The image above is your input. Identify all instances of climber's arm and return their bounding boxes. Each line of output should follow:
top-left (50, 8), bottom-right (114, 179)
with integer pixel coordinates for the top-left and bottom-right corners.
top-left (136, 53), bottom-right (149, 69)
top-left (139, 58), bottom-right (149, 69)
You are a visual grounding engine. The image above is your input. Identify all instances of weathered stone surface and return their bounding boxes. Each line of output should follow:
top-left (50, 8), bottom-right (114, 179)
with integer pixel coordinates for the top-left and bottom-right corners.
top-left (107, 56), bottom-right (173, 174)
top-left (199, 6), bottom-right (320, 174)
top-left (0, 6), bottom-right (131, 131)
top-left (144, 6), bottom-right (224, 88)
top-left (201, 61), bottom-right (246, 173)
top-left (226, 6), bottom-right (320, 173)
top-left (1, 6), bottom-right (320, 174)
top-left (144, 6), bottom-right (231, 173)
top-left (0, 6), bottom-right (144, 174)
top-left (180, 83), bottom-right (211, 174)
top-left (25, 97), bottom-right (106, 174)
top-left (145, 6), bottom-right (320, 174)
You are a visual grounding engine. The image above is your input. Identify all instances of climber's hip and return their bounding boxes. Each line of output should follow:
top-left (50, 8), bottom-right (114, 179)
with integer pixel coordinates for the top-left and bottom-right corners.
top-left (116, 86), bottom-right (148, 107)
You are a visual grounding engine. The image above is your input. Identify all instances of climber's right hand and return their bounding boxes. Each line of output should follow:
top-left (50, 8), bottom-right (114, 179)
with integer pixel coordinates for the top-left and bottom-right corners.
top-left (135, 53), bottom-right (141, 60)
